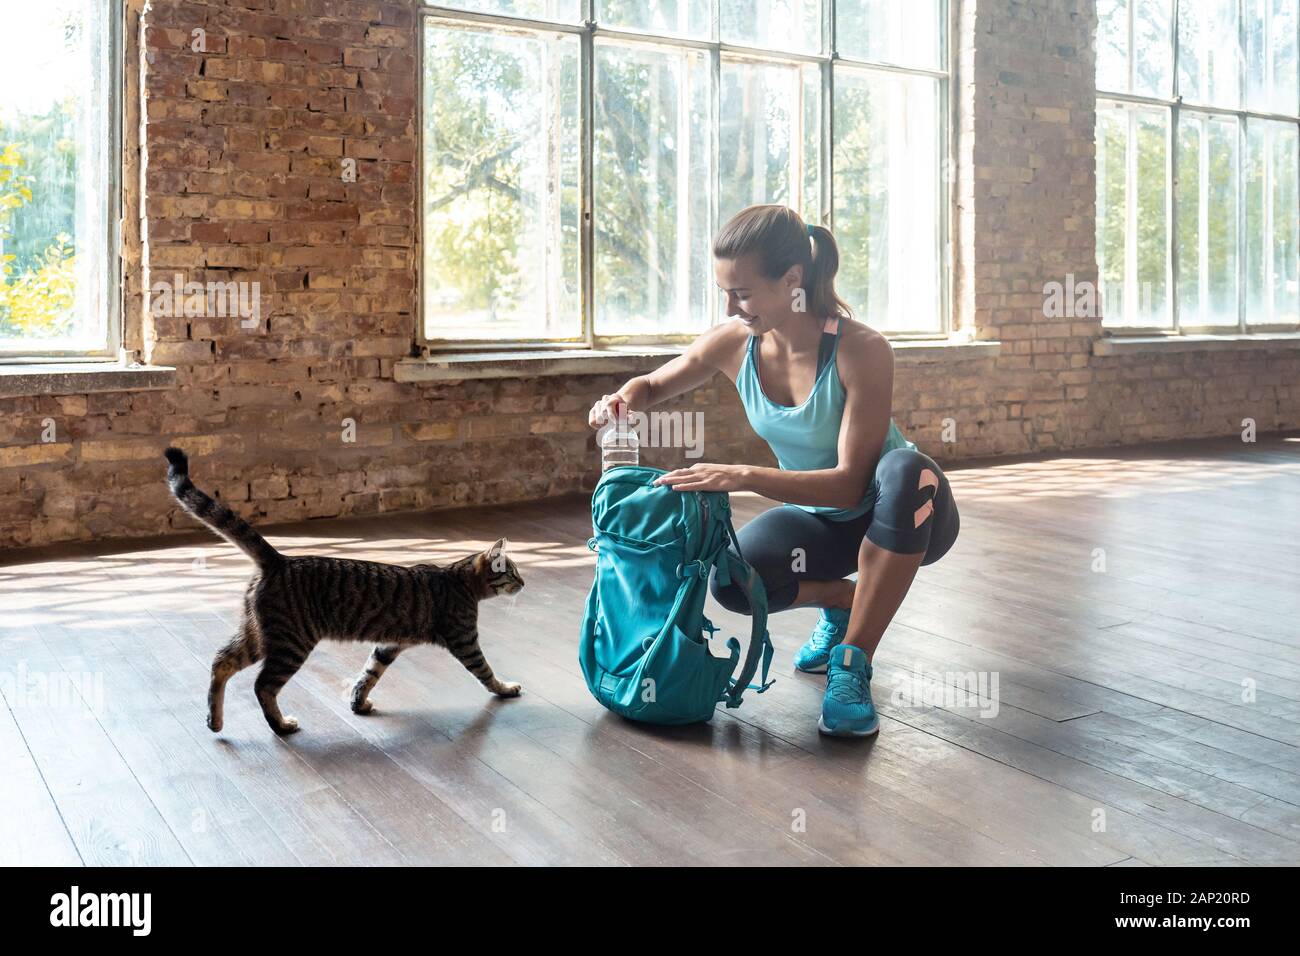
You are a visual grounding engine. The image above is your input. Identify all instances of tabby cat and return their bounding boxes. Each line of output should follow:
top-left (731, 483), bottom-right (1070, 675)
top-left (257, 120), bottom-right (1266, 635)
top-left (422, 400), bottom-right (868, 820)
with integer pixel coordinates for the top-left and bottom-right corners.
top-left (164, 447), bottom-right (525, 736)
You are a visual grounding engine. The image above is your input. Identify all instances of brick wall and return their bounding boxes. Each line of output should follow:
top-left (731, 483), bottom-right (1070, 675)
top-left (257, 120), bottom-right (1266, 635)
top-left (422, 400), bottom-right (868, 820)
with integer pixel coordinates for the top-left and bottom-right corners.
top-left (1, 0), bottom-right (1297, 551)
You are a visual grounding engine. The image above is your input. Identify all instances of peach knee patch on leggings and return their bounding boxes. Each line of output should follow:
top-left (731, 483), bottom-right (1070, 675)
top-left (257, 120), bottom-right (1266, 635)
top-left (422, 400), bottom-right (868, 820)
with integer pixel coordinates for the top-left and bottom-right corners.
top-left (914, 468), bottom-right (939, 528)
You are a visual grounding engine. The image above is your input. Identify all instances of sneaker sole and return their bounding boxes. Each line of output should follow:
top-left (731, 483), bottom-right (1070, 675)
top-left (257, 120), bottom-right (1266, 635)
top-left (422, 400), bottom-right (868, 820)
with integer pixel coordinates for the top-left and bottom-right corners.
top-left (794, 661), bottom-right (829, 674)
top-left (818, 715), bottom-right (880, 738)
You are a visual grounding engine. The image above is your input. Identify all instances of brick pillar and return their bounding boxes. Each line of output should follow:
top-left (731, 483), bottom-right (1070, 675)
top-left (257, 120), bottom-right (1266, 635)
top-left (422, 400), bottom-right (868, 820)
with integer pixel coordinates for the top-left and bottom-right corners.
top-left (960, 0), bottom-right (1101, 451)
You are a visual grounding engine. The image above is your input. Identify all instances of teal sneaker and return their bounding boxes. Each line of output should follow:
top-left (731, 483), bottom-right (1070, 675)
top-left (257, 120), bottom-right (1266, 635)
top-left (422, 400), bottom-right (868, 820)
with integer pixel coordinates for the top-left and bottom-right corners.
top-left (818, 644), bottom-right (879, 737)
top-left (793, 607), bottom-right (850, 673)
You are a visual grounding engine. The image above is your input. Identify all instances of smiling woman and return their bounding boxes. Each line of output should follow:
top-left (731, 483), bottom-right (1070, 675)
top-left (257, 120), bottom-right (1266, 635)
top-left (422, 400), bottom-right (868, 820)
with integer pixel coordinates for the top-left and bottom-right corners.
top-left (588, 202), bottom-right (959, 739)
top-left (0, 0), bottom-right (118, 360)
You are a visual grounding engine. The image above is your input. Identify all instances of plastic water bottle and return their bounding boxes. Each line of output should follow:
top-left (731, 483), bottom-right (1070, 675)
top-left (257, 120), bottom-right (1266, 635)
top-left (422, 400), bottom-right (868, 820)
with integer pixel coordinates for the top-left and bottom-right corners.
top-left (599, 420), bottom-right (640, 471)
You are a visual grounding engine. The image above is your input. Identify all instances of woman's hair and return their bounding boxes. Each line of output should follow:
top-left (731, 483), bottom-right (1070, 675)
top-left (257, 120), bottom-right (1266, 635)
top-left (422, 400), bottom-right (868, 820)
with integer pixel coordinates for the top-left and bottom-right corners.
top-left (712, 204), bottom-right (853, 322)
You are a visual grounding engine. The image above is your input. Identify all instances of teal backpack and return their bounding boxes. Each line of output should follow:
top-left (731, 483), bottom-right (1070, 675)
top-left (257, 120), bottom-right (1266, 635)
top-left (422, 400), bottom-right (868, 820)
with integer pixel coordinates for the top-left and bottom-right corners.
top-left (578, 465), bottom-right (775, 725)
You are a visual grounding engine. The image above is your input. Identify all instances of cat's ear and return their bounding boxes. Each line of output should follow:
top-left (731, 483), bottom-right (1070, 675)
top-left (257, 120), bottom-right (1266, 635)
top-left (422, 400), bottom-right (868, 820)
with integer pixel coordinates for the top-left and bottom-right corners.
top-left (477, 537), bottom-right (508, 575)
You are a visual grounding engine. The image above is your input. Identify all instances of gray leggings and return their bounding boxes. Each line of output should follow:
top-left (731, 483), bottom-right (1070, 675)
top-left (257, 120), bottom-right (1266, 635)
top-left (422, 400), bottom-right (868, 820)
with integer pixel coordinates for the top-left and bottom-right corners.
top-left (710, 447), bottom-right (960, 614)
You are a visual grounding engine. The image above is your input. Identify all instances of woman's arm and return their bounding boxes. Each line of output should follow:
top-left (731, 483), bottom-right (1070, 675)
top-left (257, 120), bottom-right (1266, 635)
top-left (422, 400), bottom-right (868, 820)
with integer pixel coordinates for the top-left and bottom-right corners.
top-left (655, 328), bottom-right (895, 509)
top-left (587, 323), bottom-right (737, 427)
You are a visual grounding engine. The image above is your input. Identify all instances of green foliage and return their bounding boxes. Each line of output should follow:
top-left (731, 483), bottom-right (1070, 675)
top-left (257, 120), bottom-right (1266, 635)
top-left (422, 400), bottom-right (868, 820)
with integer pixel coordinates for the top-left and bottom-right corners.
top-left (0, 114), bottom-right (79, 339)
top-left (0, 233), bottom-right (76, 336)
top-left (0, 141), bottom-right (34, 217)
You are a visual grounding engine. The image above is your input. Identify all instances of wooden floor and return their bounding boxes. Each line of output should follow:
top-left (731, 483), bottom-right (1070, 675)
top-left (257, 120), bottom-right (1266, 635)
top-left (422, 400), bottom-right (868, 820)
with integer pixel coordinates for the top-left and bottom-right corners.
top-left (3, 432), bottom-right (1299, 866)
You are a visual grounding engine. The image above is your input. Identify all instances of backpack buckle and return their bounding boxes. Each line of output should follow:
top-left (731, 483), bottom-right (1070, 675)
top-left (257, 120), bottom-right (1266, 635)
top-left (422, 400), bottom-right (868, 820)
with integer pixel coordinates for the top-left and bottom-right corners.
top-left (676, 560), bottom-right (708, 580)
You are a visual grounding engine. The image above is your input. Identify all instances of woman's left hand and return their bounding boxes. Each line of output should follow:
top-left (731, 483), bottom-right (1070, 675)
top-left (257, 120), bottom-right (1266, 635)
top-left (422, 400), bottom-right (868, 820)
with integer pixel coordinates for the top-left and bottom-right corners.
top-left (653, 463), bottom-right (749, 493)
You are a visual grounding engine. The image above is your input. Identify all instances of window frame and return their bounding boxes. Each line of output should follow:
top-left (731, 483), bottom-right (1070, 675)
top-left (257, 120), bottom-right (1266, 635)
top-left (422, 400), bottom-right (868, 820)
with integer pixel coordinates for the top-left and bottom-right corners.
top-left (1096, 0), bottom-right (1300, 335)
top-left (0, 0), bottom-right (124, 364)
top-left (416, 0), bottom-right (952, 352)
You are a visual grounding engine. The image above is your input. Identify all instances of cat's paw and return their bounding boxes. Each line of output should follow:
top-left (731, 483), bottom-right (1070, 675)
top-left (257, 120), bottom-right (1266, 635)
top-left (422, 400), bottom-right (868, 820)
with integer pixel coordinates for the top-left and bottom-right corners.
top-left (351, 698), bottom-right (374, 715)
top-left (274, 716), bottom-right (300, 736)
top-left (494, 681), bottom-right (523, 698)
top-left (206, 713), bottom-right (223, 733)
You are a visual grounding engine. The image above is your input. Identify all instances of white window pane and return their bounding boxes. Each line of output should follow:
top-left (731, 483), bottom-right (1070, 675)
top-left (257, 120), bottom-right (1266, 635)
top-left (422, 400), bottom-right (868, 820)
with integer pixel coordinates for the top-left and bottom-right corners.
top-left (1097, 105), bottom-right (1130, 323)
top-left (1177, 0), bottom-right (1239, 107)
top-left (1096, 103), bottom-right (1169, 328)
top-left (1272, 0), bottom-right (1300, 114)
top-left (1096, 0), bottom-right (1130, 92)
top-left (1245, 121), bottom-right (1266, 322)
top-left (836, 0), bottom-right (942, 70)
top-left (720, 0), bottom-right (822, 55)
top-left (1177, 114), bottom-right (1238, 326)
top-left (1133, 0), bottom-right (1172, 97)
top-left (0, 1), bottom-right (112, 353)
top-left (719, 60), bottom-right (821, 225)
top-left (1245, 120), bottom-right (1299, 327)
top-left (1205, 119), bottom-right (1239, 324)
top-left (596, 0), bottom-right (712, 39)
top-left (435, 0), bottom-right (583, 22)
top-left (1246, 0), bottom-right (1299, 114)
top-left (1175, 119), bottom-right (1200, 321)
top-left (801, 66), bottom-right (823, 223)
top-left (1271, 124), bottom-right (1299, 326)
top-left (833, 68), bottom-right (940, 333)
top-left (594, 41), bottom-right (711, 335)
top-left (422, 23), bottom-right (581, 341)
top-left (1134, 110), bottom-right (1169, 325)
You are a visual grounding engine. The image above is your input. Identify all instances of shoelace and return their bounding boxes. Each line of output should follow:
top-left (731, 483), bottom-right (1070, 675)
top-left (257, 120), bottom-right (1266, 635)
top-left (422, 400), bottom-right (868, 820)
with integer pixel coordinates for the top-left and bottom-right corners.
top-left (807, 621), bottom-right (840, 653)
top-left (826, 666), bottom-right (871, 704)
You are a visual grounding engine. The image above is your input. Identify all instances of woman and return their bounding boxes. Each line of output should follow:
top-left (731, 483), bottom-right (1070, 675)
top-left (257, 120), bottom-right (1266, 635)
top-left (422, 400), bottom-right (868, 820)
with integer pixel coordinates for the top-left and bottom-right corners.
top-left (587, 205), bottom-right (959, 738)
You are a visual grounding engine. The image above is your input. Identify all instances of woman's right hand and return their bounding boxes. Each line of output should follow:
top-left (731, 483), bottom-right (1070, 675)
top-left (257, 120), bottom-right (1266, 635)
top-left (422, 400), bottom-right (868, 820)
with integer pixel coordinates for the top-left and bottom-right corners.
top-left (588, 392), bottom-right (629, 430)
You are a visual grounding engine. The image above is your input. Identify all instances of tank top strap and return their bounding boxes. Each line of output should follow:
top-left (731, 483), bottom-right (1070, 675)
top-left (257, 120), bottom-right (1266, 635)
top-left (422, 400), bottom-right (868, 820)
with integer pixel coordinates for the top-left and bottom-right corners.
top-left (736, 328), bottom-right (759, 405)
top-left (816, 316), bottom-right (843, 376)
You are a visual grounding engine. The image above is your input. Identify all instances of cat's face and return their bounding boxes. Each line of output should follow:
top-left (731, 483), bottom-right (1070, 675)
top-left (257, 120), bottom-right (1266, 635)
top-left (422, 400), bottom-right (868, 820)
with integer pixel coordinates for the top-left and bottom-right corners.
top-left (476, 538), bottom-right (525, 596)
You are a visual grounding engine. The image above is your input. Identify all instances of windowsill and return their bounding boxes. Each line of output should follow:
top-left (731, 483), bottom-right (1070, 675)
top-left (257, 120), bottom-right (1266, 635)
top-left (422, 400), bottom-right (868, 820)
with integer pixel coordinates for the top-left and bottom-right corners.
top-left (395, 346), bottom-right (685, 383)
top-left (1092, 331), bottom-right (1300, 355)
top-left (0, 362), bottom-right (177, 399)
top-left (891, 338), bottom-right (1002, 361)
top-left (395, 337), bottom-right (1001, 382)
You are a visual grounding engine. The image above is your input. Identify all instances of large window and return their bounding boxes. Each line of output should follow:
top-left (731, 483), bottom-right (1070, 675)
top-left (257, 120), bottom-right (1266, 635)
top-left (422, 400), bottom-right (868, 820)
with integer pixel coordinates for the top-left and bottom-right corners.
top-left (0, 2), bottom-right (120, 360)
top-left (420, 0), bottom-right (949, 347)
top-left (1096, 0), bottom-right (1299, 332)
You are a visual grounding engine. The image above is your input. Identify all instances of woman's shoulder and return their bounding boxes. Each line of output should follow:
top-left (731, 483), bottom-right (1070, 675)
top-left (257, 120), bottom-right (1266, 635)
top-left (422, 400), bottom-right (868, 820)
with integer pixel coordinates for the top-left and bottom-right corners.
top-left (690, 319), bottom-right (751, 379)
top-left (835, 318), bottom-right (892, 366)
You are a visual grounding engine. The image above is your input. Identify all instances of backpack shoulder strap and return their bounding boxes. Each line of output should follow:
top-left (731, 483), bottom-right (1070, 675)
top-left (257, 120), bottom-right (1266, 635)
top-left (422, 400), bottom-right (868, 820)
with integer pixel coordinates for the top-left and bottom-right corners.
top-left (716, 517), bottom-right (775, 708)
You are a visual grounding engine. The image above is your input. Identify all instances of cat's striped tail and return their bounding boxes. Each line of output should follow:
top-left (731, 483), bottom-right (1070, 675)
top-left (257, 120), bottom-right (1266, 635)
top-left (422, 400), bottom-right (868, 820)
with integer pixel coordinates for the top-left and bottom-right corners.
top-left (164, 447), bottom-right (282, 568)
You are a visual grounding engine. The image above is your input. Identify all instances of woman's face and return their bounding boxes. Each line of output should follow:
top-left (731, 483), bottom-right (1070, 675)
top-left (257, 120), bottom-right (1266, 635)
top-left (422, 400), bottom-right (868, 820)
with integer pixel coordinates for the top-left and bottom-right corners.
top-left (714, 254), bottom-right (802, 337)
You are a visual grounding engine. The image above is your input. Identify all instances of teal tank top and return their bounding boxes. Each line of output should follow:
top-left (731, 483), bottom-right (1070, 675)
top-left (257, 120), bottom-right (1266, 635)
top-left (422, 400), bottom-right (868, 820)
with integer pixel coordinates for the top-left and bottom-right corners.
top-left (735, 317), bottom-right (917, 522)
